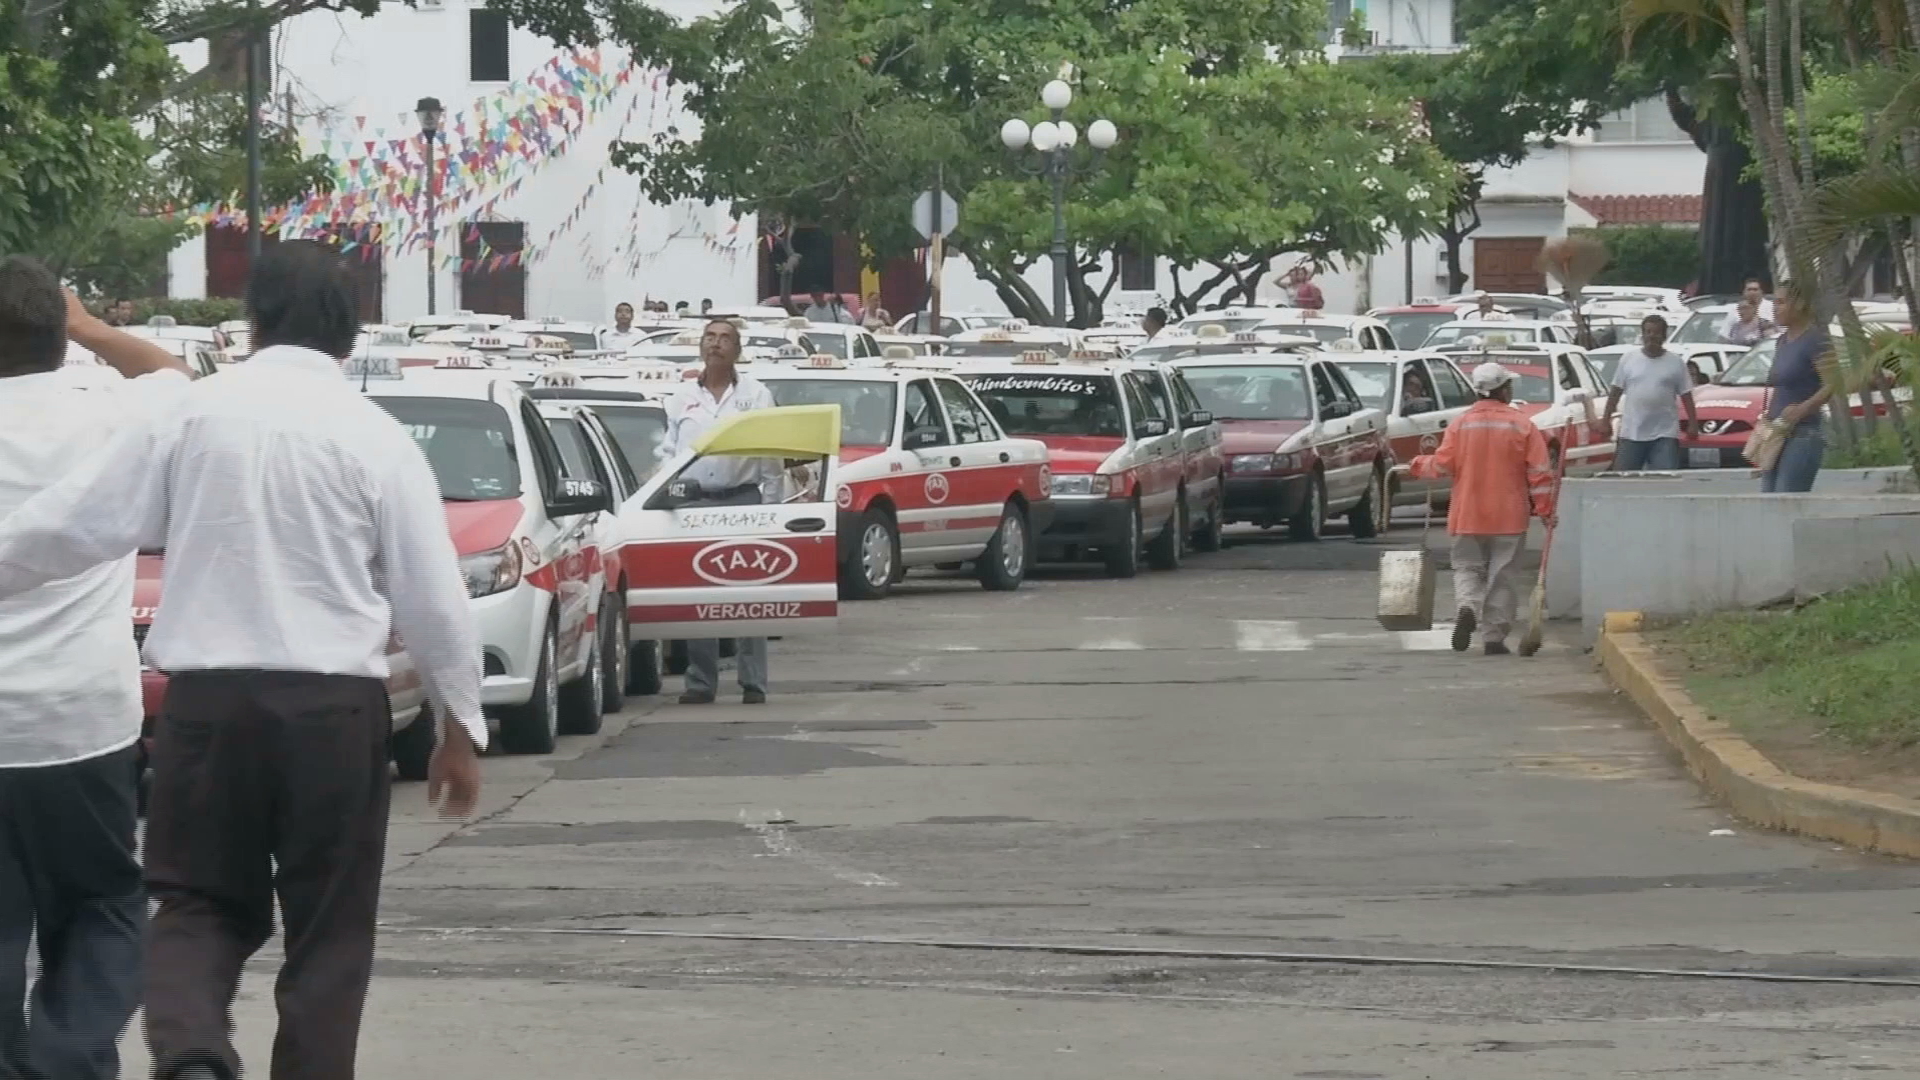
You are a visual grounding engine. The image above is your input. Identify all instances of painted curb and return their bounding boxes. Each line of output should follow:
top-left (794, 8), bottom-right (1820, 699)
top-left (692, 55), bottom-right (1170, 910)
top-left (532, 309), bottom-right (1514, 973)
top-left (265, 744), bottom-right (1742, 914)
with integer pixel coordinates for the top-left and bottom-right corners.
top-left (1597, 612), bottom-right (1920, 859)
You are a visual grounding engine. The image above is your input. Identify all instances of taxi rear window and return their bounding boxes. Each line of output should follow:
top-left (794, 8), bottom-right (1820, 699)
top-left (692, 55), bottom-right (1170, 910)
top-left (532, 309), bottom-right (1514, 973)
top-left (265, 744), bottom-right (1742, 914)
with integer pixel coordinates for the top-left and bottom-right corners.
top-left (764, 379), bottom-right (897, 446)
top-left (1179, 365), bottom-right (1313, 421)
top-left (939, 340), bottom-right (1071, 359)
top-left (372, 397), bottom-right (522, 502)
top-left (584, 403), bottom-right (669, 478)
top-left (962, 373), bottom-right (1124, 438)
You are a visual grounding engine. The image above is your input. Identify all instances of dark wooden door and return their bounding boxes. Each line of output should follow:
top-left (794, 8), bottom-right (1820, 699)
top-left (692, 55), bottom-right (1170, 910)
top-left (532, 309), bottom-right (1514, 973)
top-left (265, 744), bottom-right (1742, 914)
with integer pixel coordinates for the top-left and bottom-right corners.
top-left (316, 225), bottom-right (384, 323)
top-left (460, 221), bottom-right (526, 318)
top-left (1472, 237), bottom-right (1546, 293)
top-left (204, 224), bottom-right (279, 299)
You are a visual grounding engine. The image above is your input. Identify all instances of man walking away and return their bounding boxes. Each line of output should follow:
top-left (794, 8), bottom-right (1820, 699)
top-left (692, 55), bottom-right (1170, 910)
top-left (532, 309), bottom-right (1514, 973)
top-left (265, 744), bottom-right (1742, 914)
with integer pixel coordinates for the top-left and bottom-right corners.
top-left (661, 320), bottom-right (778, 706)
top-left (0, 259), bottom-right (192, 1080)
top-left (1603, 314), bottom-right (1698, 471)
top-left (1409, 363), bottom-right (1556, 656)
top-left (0, 241), bottom-right (486, 1080)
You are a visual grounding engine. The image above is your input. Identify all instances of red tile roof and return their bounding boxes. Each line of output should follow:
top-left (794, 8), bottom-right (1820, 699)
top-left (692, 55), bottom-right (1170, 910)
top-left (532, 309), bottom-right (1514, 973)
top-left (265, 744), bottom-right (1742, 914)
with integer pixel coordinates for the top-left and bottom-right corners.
top-left (1570, 194), bottom-right (1703, 225)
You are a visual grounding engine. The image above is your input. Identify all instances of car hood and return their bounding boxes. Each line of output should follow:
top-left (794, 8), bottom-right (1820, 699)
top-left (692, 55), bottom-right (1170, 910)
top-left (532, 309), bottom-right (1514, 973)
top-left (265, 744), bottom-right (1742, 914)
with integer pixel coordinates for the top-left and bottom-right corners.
top-left (1219, 419), bottom-right (1309, 455)
top-left (445, 499), bottom-right (526, 556)
top-left (1029, 434), bottom-right (1126, 473)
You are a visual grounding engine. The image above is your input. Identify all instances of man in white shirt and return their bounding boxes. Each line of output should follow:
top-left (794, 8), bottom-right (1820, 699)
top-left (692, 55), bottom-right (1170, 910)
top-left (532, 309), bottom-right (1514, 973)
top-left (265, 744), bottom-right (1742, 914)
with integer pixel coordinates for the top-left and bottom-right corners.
top-left (600, 301), bottom-right (644, 352)
top-left (1717, 278), bottom-right (1776, 341)
top-left (804, 291), bottom-right (854, 325)
top-left (659, 320), bottom-right (778, 706)
top-left (0, 241), bottom-right (485, 1080)
top-left (0, 258), bottom-right (191, 1080)
top-left (1603, 313), bottom-right (1700, 471)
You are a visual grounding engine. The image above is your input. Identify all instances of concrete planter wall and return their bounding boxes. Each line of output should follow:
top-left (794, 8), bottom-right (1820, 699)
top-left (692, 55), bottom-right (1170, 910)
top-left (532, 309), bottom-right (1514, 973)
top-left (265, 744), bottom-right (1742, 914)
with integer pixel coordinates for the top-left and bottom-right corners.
top-left (1793, 512), bottom-right (1920, 600)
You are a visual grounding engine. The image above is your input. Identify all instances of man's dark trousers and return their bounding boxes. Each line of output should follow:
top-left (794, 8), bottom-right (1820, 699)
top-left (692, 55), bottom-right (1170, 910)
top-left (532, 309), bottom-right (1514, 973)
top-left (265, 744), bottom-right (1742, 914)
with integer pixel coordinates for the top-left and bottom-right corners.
top-left (143, 670), bottom-right (391, 1080)
top-left (0, 744), bottom-right (145, 1080)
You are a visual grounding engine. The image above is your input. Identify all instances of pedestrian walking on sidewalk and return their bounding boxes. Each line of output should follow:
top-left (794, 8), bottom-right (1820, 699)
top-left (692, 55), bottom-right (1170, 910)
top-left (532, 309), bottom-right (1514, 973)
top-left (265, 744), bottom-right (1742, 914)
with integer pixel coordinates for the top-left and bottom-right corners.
top-left (0, 241), bottom-right (486, 1080)
top-left (1760, 282), bottom-right (1834, 493)
top-left (660, 319), bottom-right (778, 705)
top-left (0, 258), bottom-right (192, 1080)
top-left (1409, 362), bottom-right (1557, 656)
top-left (1602, 314), bottom-right (1699, 471)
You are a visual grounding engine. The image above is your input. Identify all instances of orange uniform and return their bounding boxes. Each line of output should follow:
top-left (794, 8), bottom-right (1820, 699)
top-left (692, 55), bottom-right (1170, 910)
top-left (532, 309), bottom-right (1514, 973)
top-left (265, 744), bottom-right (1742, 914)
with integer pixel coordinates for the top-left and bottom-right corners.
top-left (1410, 399), bottom-right (1555, 535)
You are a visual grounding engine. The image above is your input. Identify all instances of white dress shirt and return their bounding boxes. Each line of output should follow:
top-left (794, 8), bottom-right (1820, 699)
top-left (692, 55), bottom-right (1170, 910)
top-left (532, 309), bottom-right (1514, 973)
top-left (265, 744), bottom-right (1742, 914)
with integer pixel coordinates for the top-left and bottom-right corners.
top-left (0, 365), bottom-right (189, 767)
top-left (601, 327), bottom-right (645, 352)
top-left (660, 374), bottom-right (778, 497)
top-left (0, 346), bottom-right (487, 748)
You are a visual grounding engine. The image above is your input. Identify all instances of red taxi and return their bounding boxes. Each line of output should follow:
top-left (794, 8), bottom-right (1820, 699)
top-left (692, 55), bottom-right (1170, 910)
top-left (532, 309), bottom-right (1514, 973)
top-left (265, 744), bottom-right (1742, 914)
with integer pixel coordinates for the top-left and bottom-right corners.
top-left (1462, 345), bottom-right (1617, 474)
top-left (959, 354), bottom-right (1190, 575)
top-left (755, 357), bottom-right (1054, 599)
top-left (1167, 352), bottom-right (1391, 541)
top-left (1682, 337), bottom-right (1914, 468)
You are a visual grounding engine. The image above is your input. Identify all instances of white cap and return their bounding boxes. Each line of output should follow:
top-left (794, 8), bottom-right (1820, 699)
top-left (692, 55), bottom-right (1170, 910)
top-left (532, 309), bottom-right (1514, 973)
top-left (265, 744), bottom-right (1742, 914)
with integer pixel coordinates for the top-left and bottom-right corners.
top-left (1470, 362), bottom-right (1515, 394)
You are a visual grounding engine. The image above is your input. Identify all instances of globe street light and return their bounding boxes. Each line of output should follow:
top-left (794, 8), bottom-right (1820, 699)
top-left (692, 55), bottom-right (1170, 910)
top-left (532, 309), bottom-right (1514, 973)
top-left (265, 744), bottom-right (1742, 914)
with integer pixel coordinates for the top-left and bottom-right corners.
top-left (416, 96), bottom-right (445, 316)
top-left (1002, 78), bottom-right (1119, 327)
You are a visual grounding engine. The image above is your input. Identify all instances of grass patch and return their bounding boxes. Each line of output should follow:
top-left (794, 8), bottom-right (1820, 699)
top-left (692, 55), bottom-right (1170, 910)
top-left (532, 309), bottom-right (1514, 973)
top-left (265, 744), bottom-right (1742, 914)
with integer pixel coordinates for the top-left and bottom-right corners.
top-left (1665, 568), bottom-right (1920, 752)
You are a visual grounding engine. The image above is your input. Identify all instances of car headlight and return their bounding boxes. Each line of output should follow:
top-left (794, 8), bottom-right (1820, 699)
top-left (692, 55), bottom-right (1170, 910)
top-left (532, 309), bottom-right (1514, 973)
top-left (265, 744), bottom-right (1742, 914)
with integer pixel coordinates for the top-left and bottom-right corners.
top-left (1231, 454), bottom-right (1274, 473)
top-left (1050, 473), bottom-right (1113, 496)
top-left (460, 541), bottom-right (524, 598)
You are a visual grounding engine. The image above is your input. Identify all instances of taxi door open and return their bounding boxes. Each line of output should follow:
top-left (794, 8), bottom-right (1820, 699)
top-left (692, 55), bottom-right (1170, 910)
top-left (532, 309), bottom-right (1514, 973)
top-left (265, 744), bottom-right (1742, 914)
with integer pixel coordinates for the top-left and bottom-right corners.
top-left (621, 404), bottom-right (840, 639)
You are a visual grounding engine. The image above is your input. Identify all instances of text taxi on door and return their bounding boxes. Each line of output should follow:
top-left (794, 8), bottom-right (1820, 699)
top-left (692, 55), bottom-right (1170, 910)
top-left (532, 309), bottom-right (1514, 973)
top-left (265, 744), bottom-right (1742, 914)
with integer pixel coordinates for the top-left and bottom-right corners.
top-left (955, 350), bottom-right (1189, 577)
top-left (753, 353), bottom-right (1054, 600)
top-left (352, 350), bottom-right (615, 759)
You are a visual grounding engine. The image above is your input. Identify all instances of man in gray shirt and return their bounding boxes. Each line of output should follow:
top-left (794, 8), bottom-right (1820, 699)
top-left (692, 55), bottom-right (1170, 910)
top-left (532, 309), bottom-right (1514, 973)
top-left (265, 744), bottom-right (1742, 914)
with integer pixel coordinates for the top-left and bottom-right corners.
top-left (1602, 313), bottom-right (1700, 470)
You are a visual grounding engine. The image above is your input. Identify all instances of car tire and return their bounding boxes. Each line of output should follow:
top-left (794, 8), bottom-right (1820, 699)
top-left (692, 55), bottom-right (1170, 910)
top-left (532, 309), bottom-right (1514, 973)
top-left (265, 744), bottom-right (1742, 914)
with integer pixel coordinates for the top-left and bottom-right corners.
top-left (1348, 467), bottom-right (1387, 539)
top-left (1191, 486), bottom-right (1225, 552)
top-left (977, 501), bottom-right (1029, 591)
top-left (498, 624), bottom-right (560, 755)
top-left (840, 508), bottom-right (897, 601)
top-left (557, 619), bottom-right (604, 736)
top-left (628, 638), bottom-right (664, 696)
top-left (1147, 495), bottom-right (1184, 570)
top-left (1103, 501), bottom-right (1144, 578)
top-left (390, 707), bottom-right (436, 783)
top-left (1289, 473), bottom-right (1326, 542)
top-left (599, 595), bottom-right (628, 715)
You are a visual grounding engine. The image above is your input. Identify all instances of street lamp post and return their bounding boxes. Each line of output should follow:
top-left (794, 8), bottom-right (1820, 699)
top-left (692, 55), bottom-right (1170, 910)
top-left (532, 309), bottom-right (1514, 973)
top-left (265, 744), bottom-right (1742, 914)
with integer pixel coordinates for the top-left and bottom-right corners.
top-left (1001, 78), bottom-right (1118, 327)
top-left (416, 97), bottom-right (445, 317)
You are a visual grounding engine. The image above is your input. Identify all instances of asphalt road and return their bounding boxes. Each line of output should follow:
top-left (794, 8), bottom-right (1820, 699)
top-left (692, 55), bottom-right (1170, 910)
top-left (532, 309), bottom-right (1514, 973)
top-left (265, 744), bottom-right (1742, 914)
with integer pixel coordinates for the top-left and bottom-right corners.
top-left (129, 517), bottom-right (1920, 1078)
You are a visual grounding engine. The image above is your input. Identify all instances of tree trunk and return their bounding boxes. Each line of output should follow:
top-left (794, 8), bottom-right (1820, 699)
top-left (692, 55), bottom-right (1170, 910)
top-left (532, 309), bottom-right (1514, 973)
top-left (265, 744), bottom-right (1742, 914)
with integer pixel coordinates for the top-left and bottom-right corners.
top-left (1697, 127), bottom-right (1772, 293)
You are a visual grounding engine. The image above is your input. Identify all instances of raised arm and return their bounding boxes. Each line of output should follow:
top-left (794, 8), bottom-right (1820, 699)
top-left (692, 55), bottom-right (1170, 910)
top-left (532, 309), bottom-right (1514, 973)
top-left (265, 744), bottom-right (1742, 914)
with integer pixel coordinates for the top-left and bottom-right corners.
top-left (0, 409), bottom-right (175, 598)
top-left (66, 292), bottom-right (192, 378)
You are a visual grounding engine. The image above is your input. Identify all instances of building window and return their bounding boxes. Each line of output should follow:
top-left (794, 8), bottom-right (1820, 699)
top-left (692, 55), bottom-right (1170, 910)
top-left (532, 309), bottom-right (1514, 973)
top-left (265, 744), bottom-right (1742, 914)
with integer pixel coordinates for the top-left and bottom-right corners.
top-left (1118, 247), bottom-right (1155, 291)
top-left (1592, 98), bottom-right (1690, 143)
top-left (470, 10), bottom-right (510, 82)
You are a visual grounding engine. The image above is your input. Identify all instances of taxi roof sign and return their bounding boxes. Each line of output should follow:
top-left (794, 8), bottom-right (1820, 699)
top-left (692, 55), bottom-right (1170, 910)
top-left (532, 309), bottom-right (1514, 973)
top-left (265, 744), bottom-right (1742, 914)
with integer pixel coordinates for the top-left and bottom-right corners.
top-left (1196, 325), bottom-right (1230, 340)
top-left (371, 328), bottom-right (411, 347)
top-left (669, 332), bottom-right (702, 346)
top-left (344, 354), bottom-right (404, 381)
top-left (980, 330), bottom-right (1015, 342)
top-left (471, 335), bottom-right (506, 350)
top-left (881, 344), bottom-right (915, 360)
top-left (1230, 331), bottom-right (1263, 344)
top-left (775, 344), bottom-right (808, 359)
top-left (1017, 349), bottom-right (1056, 365)
top-left (785, 316), bottom-right (812, 329)
top-left (1067, 349), bottom-right (1109, 361)
top-left (1329, 337), bottom-right (1363, 352)
top-left (807, 353), bottom-right (844, 368)
top-left (534, 369), bottom-right (582, 388)
top-left (436, 353), bottom-right (485, 369)
top-left (1000, 318), bottom-right (1031, 332)
top-left (147, 315), bottom-right (178, 328)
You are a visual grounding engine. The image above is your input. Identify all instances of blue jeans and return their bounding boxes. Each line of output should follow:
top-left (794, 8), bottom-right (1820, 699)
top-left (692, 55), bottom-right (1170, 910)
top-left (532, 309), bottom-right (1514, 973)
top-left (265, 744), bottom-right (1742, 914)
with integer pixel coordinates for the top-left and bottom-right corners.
top-left (1761, 429), bottom-right (1825, 492)
top-left (1615, 436), bottom-right (1681, 471)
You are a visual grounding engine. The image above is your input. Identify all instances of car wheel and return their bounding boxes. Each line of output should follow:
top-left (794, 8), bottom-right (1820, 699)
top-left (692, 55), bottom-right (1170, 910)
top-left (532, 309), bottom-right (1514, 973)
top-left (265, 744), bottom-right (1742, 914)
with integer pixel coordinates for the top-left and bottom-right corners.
top-left (977, 501), bottom-right (1029, 591)
top-left (599, 595), bottom-right (628, 714)
top-left (1102, 501), bottom-right (1144, 578)
top-left (1147, 495), bottom-right (1184, 570)
top-left (1348, 468), bottom-right (1387, 539)
top-left (389, 707), bottom-right (436, 782)
top-left (498, 624), bottom-right (559, 755)
top-left (1191, 486), bottom-right (1225, 552)
top-left (1289, 473), bottom-right (1326, 542)
top-left (628, 637), bottom-right (664, 696)
top-left (840, 508), bottom-right (897, 601)
top-left (557, 618), bottom-right (604, 736)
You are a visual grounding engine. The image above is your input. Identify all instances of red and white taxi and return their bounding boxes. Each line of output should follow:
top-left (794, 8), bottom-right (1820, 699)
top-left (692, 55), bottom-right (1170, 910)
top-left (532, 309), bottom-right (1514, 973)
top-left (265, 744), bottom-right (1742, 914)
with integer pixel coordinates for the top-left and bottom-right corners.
top-left (957, 353), bottom-right (1187, 576)
top-left (1111, 355), bottom-right (1228, 552)
top-left (1330, 351), bottom-right (1477, 513)
top-left (755, 356), bottom-right (1054, 598)
top-left (1463, 345), bottom-right (1617, 474)
top-left (359, 356), bottom-right (615, 756)
top-left (1168, 351), bottom-right (1392, 541)
top-left (940, 320), bottom-right (1084, 362)
top-left (1682, 337), bottom-right (1913, 468)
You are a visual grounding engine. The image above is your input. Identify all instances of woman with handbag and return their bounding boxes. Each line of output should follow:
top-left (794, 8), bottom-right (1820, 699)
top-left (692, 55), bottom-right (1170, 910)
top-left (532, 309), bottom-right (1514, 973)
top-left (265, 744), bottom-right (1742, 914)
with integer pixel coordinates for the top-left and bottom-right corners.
top-left (1751, 283), bottom-right (1833, 492)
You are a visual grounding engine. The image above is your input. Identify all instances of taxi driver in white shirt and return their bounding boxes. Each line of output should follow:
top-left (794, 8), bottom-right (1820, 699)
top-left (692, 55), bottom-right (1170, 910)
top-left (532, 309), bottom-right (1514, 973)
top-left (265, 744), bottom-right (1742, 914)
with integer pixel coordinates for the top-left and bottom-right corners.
top-left (659, 320), bottom-right (778, 706)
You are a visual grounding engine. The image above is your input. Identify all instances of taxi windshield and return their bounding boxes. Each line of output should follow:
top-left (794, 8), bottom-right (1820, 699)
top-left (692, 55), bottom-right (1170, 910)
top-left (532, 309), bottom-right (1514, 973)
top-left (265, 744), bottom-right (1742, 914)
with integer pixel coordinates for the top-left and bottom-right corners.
top-left (1503, 369), bottom-right (1556, 405)
top-left (963, 373), bottom-right (1125, 437)
top-left (372, 397), bottom-right (521, 501)
top-left (583, 403), bottom-right (669, 479)
top-left (1718, 339), bottom-right (1776, 386)
top-left (1670, 310), bottom-right (1732, 344)
top-left (1179, 365), bottom-right (1312, 421)
top-left (940, 340), bottom-right (1071, 359)
top-left (1177, 315), bottom-right (1272, 335)
top-left (807, 334), bottom-right (849, 359)
top-left (1426, 324), bottom-right (1542, 347)
top-left (765, 379), bottom-right (898, 445)
top-left (532, 330), bottom-right (601, 352)
top-left (1333, 361), bottom-right (1395, 410)
top-left (1380, 312), bottom-right (1454, 348)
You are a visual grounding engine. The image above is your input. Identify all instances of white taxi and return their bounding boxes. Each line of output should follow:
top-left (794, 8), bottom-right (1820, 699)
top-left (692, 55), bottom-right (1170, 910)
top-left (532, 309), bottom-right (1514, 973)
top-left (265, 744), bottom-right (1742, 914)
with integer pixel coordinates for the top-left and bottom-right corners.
top-left (423, 326), bottom-right (575, 360)
top-left (1168, 351), bottom-right (1392, 541)
top-left (505, 318), bottom-right (612, 355)
top-left (755, 356), bottom-right (1053, 599)
top-left (789, 317), bottom-right (883, 363)
top-left (1424, 319), bottom-right (1580, 351)
top-left (1329, 351), bottom-right (1477, 512)
top-left (1175, 306), bottom-right (1303, 336)
top-left (407, 310), bottom-right (512, 340)
top-left (1462, 344), bottom-right (1617, 474)
top-left (940, 320), bottom-right (1085, 362)
top-left (1248, 312), bottom-right (1399, 351)
top-left (353, 353), bottom-right (615, 755)
top-left (957, 353), bottom-right (1187, 576)
top-left (1130, 326), bottom-right (1320, 365)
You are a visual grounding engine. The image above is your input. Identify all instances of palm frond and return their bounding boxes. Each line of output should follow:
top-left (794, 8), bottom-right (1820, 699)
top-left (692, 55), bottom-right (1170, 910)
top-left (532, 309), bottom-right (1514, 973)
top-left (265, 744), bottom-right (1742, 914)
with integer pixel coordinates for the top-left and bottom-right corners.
top-left (1802, 169), bottom-right (1920, 253)
top-left (1622, 0), bottom-right (1731, 48)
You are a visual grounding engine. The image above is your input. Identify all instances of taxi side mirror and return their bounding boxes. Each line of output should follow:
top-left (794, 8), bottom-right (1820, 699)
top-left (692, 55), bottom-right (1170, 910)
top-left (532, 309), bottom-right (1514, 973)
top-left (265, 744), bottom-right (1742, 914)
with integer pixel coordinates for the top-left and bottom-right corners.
top-left (905, 427), bottom-right (944, 450)
top-left (1183, 409), bottom-right (1213, 428)
top-left (548, 477), bottom-right (612, 517)
top-left (1135, 418), bottom-right (1171, 438)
